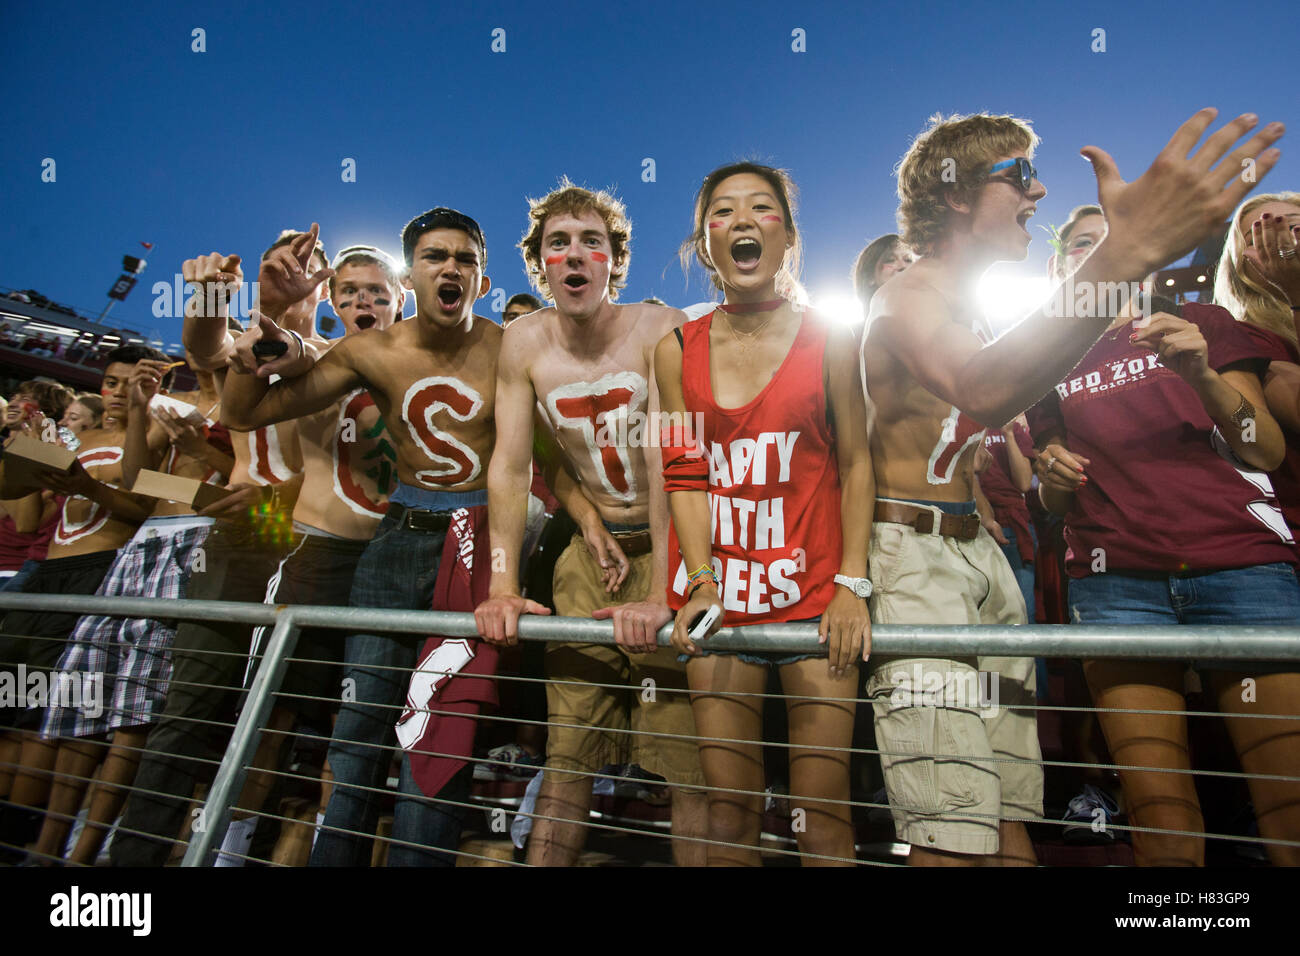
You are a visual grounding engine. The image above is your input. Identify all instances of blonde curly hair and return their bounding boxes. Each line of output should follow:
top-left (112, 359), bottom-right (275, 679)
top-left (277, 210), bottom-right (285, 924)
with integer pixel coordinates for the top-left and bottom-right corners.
top-left (896, 112), bottom-right (1039, 256)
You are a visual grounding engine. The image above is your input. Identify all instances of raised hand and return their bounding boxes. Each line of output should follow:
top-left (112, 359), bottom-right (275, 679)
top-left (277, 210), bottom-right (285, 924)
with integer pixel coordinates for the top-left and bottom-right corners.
top-left (256, 222), bottom-right (335, 317)
top-left (1082, 109), bottom-right (1284, 277)
top-left (182, 252), bottom-right (243, 320)
top-left (1244, 212), bottom-right (1300, 305)
top-left (127, 359), bottom-right (172, 411)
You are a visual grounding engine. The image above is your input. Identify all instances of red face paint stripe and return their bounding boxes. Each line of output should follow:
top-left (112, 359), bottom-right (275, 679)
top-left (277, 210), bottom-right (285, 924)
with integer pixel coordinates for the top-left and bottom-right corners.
top-left (760, 215), bottom-right (782, 223)
top-left (589, 251), bottom-right (608, 263)
top-left (544, 253), bottom-right (565, 265)
top-left (708, 221), bottom-right (723, 229)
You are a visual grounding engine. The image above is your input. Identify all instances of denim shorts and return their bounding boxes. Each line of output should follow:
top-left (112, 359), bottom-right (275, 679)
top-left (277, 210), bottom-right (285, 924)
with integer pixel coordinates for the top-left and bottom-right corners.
top-left (680, 616), bottom-right (824, 668)
top-left (1069, 562), bottom-right (1300, 673)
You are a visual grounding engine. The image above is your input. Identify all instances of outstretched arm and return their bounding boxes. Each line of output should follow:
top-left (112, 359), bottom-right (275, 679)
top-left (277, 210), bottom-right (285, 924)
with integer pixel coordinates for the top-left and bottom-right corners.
top-left (181, 252), bottom-right (244, 371)
top-left (873, 110), bottom-right (1285, 426)
top-left (220, 320), bottom-right (362, 430)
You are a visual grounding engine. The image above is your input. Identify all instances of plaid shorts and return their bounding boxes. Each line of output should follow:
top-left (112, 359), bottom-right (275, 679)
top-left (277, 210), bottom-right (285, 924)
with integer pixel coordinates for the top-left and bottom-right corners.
top-left (42, 517), bottom-right (213, 740)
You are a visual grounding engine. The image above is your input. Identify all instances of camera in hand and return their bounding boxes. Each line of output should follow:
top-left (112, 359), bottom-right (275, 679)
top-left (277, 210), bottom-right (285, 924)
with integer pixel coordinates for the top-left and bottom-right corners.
top-left (252, 340), bottom-right (289, 361)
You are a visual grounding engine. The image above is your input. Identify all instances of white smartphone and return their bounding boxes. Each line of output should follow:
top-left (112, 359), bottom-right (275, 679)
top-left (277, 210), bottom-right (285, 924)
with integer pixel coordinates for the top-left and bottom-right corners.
top-left (687, 603), bottom-right (723, 642)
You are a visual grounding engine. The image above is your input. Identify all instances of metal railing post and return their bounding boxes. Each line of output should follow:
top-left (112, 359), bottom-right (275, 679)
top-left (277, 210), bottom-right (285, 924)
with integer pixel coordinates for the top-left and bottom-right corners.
top-left (181, 611), bottom-right (301, 867)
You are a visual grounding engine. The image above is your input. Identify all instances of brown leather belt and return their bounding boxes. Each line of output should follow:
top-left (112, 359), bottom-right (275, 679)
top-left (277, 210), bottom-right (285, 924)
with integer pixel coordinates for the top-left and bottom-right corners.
top-left (874, 501), bottom-right (981, 540)
top-left (606, 527), bottom-right (653, 557)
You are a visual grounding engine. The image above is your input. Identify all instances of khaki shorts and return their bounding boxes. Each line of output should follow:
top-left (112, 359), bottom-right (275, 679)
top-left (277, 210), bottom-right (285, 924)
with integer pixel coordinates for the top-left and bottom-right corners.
top-left (545, 536), bottom-right (704, 788)
top-left (865, 513), bottom-right (1043, 855)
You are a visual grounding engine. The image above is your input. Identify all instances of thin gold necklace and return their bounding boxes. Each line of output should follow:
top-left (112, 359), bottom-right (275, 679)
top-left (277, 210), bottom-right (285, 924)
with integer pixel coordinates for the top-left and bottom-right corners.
top-left (720, 309), bottom-right (778, 355)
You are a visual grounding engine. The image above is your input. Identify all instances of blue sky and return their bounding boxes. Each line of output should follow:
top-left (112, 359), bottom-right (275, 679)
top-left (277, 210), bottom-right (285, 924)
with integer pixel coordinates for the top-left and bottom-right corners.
top-left (2, 0), bottom-right (1294, 346)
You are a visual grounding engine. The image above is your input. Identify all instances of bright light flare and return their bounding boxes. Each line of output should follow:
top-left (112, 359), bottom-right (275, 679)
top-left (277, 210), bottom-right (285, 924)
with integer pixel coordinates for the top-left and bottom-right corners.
top-left (976, 273), bottom-right (1053, 336)
top-left (810, 292), bottom-right (865, 328)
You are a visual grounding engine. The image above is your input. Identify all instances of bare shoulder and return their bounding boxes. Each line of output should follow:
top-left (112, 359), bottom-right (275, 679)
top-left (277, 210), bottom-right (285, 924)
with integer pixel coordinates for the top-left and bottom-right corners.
top-left (653, 328), bottom-right (683, 370)
top-left (622, 302), bottom-right (687, 349)
top-left (326, 325), bottom-right (389, 363)
top-left (77, 426), bottom-right (121, 451)
top-left (474, 314), bottom-right (504, 344)
top-left (871, 270), bottom-right (951, 329)
top-left (500, 306), bottom-right (555, 365)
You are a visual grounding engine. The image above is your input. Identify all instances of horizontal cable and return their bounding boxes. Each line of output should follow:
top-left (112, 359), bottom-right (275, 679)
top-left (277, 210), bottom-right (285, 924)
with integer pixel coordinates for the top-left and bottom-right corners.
top-left (239, 763), bottom-right (880, 867)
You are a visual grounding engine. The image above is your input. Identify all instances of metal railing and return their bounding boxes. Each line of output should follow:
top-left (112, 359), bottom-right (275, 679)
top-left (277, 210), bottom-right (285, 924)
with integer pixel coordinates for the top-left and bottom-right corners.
top-left (3, 591), bottom-right (1299, 867)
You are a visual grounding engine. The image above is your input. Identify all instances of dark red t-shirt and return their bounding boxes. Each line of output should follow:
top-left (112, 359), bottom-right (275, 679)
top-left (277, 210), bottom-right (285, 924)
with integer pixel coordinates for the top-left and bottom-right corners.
top-left (1026, 302), bottom-right (1297, 577)
top-left (981, 424), bottom-right (1036, 562)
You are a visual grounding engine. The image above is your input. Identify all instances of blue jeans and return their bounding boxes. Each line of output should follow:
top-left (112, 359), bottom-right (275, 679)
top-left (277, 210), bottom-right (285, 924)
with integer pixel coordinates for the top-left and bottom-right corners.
top-left (309, 500), bottom-right (459, 866)
top-left (0, 559), bottom-right (39, 593)
top-left (389, 761), bottom-right (473, 866)
top-left (999, 525), bottom-right (1036, 624)
top-left (1069, 563), bottom-right (1300, 627)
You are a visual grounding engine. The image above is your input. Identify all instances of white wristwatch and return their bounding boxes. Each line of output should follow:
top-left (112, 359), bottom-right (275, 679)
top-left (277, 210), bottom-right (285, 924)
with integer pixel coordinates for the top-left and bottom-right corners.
top-left (834, 574), bottom-right (873, 599)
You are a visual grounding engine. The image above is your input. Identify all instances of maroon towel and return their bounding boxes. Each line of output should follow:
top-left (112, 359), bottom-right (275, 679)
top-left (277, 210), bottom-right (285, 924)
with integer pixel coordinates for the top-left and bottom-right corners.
top-left (400, 504), bottom-right (499, 797)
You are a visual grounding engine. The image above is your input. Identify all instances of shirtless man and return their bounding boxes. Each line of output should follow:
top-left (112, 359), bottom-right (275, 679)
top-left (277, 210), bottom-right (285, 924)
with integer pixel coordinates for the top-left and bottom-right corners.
top-left (0, 347), bottom-right (159, 858)
top-left (862, 108), bottom-right (1284, 866)
top-left (208, 240), bottom-right (405, 866)
top-left (475, 183), bottom-right (708, 866)
top-left (220, 209), bottom-right (501, 867)
top-left (111, 233), bottom-right (318, 867)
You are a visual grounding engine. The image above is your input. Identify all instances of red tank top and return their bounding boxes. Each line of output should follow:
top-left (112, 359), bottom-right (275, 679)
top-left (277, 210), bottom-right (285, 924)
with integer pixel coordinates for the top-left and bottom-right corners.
top-left (666, 310), bottom-right (842, 624)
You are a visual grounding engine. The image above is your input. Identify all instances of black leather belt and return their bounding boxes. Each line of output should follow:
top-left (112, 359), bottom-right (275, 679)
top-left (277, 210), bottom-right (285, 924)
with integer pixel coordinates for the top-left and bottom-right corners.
top-left (390, 503), bottom-right (453, 533)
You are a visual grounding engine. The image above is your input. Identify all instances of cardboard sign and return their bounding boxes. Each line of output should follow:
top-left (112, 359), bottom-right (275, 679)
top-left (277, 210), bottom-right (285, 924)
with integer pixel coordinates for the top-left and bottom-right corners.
top-left (1, 435), bottom-right (76, 498)
top-left (130, 469), bottom-right (229, 511)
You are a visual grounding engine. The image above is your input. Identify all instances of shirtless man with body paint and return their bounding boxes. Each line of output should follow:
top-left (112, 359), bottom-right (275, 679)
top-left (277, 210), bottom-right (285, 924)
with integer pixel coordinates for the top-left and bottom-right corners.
top-left (475, 183), bottom-right (708, 867)
top-left (861, 109), bottom-right (1283, 866)
top-left (220, 209), bottom-right (505, 866)
top-left (197, 238), bottom-right (407, 865)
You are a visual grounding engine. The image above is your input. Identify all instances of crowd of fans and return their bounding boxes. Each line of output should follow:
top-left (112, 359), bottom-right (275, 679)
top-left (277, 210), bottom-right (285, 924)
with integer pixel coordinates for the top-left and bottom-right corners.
top-left (1, 106), bottom-right (1298, 868)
